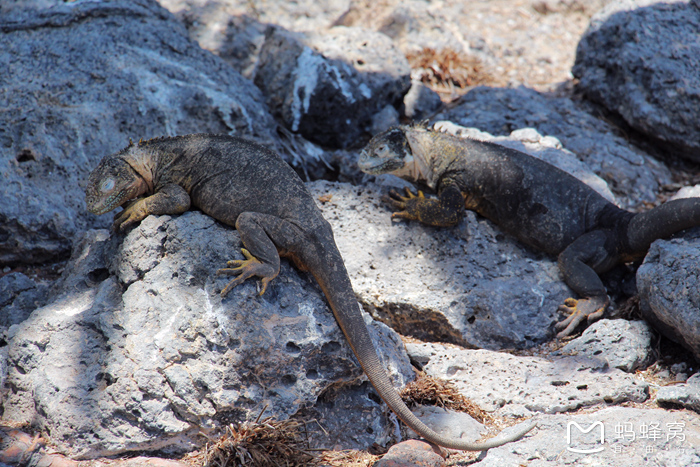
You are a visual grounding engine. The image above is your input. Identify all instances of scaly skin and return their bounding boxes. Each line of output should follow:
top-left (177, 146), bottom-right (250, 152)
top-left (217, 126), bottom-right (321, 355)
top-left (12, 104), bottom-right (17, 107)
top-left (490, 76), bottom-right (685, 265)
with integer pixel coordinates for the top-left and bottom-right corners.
top-left (359, 124), bottom-right (700, 338)
top-left (86, 133), bottom-right (536, 451)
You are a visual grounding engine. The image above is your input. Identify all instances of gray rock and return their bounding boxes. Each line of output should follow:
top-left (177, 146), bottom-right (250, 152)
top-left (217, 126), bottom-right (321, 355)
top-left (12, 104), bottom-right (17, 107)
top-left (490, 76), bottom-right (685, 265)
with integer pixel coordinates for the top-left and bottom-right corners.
top-left (370, 105), bottom-right (401, 136)
top-left (656, 373), bottom-right (700, 413)
top-left (471, 407), bottom-right (700, 466)
top-left (573, 0), bottom-right (700, 161)
top-left (403, 79), bottom-right (444, 120)
top-left (0, 0), bottom-right (277, 265)
top-left (405, 342), bottom-right (649, 414)
top-left (406, 405), bottom-right (485, 442)
top-left (0, 272), bottom-right (37, 308)
top-left (435, 86), bottom-right (673, 209)
top-left (253, 25), bottom-right (411, 148)
top-left (308, 178), bottom-right (572, 350)
top-left (0, 272), bottom-right (49, 334)
top-left (560, 319), bottom-right (654, 372)
top-left (3, 212), bottom-right (413, 458)
top-left (168, 8), bottom-right (268, 80)
top-left (637, 236), bottom-right (700, 361)
top-left (293, 381), bottom-right (401, 450)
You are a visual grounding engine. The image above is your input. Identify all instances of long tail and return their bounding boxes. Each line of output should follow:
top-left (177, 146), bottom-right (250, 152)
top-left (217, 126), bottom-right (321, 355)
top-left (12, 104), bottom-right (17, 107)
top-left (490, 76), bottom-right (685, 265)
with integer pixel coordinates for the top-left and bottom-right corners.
top-left (627, 197), bottom-right (700, 252)
top-left (304, 238), bottom-right (536, 451)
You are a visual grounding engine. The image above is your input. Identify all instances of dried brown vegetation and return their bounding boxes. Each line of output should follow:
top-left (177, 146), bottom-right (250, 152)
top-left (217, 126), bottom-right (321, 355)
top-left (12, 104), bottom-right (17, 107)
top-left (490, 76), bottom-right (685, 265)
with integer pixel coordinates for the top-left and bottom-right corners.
top-left (405, 47), bottom-right (496, 99)
top-left (400, 374), bottom-right (494, 425)
top-left (314, 449), bottom-right (379, 467)
top-left (202, 414), bottom-right (314, 467)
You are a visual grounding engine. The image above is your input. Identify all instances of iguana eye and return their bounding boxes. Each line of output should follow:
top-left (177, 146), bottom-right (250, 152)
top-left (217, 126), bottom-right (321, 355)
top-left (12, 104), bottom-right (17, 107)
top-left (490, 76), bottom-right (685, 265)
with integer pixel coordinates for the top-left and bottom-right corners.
top-left (100, 178), bottom-right (115, 192)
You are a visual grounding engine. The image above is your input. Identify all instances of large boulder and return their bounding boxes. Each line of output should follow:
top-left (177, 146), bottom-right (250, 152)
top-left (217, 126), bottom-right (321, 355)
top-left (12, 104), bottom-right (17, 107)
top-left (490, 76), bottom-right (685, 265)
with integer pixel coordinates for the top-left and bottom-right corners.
top-left (637, 234), bottom-right (700, 361)
top-left (467, 407), bottom-right (700, 466)
top-left (0, 0), bottom-right (277, 266)
top-left (3, 212), bottom-right (412, 458)
top-left (573, 0), bottom-right (700, 161)
top-left (405, 341), bottom-right (648, 415)
top-left (253, 25), bottom-right (411, 148)
top-left (560, 319), bottom-right (654, 372)
top-left (160, 3), bottom-right (412, 148)
top-left (309, 179), bottom-right (573, 350)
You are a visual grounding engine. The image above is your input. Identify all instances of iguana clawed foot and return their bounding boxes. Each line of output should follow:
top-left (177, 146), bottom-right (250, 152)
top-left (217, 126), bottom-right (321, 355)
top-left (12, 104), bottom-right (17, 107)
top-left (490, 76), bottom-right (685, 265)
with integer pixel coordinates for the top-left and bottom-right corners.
top-left (112, 199), bottom-right (149, 231)
top-left (217, 248), bottom-right (277, 297)
top-left (383, 188), bottom-right (426, 221)
top-left (555, 296), bottom-right (608, 338)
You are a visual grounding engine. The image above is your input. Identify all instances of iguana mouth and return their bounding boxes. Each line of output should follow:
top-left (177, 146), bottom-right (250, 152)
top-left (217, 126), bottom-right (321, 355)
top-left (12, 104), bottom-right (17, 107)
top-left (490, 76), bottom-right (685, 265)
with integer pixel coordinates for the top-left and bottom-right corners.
top-left (357, 159), bottom-right (391, 174)
top-left (86, 189), bottom-right (137, 215)
top-left (357, 151), bottom-right (396, 174)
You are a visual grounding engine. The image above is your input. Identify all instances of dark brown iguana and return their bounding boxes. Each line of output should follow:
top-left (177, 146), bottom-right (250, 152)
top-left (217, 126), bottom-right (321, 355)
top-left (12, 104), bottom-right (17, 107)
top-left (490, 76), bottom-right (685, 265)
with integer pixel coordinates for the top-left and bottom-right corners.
top-left (85, 133), bottom-right (535, 451)
top-left (358, 123), bottom-right (700, 337)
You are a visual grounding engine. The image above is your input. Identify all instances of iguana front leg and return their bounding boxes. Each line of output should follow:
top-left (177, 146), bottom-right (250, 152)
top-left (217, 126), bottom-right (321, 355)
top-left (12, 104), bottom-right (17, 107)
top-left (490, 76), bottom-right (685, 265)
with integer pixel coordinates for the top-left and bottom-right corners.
top-left (555, 230), bottom-right (617, 338)
top-left (113, 183), bottom-right (191, 231)
top-left (384, 184), bottom-right (464, 227)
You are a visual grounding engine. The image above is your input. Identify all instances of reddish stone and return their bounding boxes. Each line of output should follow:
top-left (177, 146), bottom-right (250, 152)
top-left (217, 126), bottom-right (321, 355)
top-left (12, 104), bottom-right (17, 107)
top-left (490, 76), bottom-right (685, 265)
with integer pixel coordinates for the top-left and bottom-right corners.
top-left (373, 440), bottom-right (446, 467)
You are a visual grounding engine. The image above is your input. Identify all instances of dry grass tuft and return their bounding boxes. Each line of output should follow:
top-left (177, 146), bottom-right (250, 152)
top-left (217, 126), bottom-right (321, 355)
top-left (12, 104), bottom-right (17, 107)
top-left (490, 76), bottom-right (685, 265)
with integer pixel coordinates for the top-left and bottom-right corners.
top-left (314, 449), bottom-right (379, 467)
top-left (405, 47), bottom-right (496, 98)
top-left (203, 413), bottom-right (314, 467)
top-left (400, 374), bottom-right (494, 425)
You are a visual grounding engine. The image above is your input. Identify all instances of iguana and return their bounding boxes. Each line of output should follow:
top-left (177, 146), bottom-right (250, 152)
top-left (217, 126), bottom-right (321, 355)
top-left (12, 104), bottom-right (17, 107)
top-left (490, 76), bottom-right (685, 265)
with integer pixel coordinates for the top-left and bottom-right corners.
top-left (358, 124), bottom-right (700, 337)
top-left (85, 133), bottom-right (535, 451)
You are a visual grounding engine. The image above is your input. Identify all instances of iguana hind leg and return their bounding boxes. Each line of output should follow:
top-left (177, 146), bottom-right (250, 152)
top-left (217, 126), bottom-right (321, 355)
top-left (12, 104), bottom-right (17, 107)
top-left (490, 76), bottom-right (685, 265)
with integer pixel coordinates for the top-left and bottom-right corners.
top-left (555, 296), bottom-right (608, 338)
top-left (217, 212), bottom-right (310, 297)
top-left (218, 248), bottom-right (277, 296)
top-left (217, 212), bottom-right (284, 297)
top-left (555, 230), bottom-right (618, 338)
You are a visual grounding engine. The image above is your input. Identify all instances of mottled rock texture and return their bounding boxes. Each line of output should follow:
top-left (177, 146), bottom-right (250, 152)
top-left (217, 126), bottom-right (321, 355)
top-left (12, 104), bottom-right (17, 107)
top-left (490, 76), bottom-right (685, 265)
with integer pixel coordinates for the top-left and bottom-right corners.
top-left (3, 213), bottom-right (412, 458)
top-left (574, 0), bottom-right (700, 161)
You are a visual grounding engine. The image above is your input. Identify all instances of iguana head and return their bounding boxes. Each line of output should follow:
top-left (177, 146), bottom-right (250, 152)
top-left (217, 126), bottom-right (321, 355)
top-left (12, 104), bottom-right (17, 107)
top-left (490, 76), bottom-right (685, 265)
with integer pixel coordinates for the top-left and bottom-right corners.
top-left (358, 127), bottom-right (413, 175)
top-left (85, 147), bottom-right (148, 215)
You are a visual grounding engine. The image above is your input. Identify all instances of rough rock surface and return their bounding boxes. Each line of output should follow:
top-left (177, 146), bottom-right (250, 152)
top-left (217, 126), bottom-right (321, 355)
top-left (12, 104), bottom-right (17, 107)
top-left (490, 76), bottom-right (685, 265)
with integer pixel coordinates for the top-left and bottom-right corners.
top-left (253, 25), bottom-right (411, 148)
top-left (471, 407), bottom-right (700, 466)
top-left (560, 319), bottom-right (654, 372)
top-left (405, 342), bottom-right (649, 415)
top-left (3, 0), bottom-right (700, 465)
top-left (406, 405), bottom-right (486, 442)
top-left (0, 0), bottom-right (277, 265)
top-left (309, 180), bottom-right (572, 350)
top-left (637, 235), bottom-right (700, 361)
top-left (435, 86), bottom-right (673, 209)
top-left (3, 212), bottom-right (413, 458)
top-left (0, 272), bottom-right (49, 332)
top-left (656, 373), bottom-right (700, 413)
top-left (573, 0), bottom-right (700, 161)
